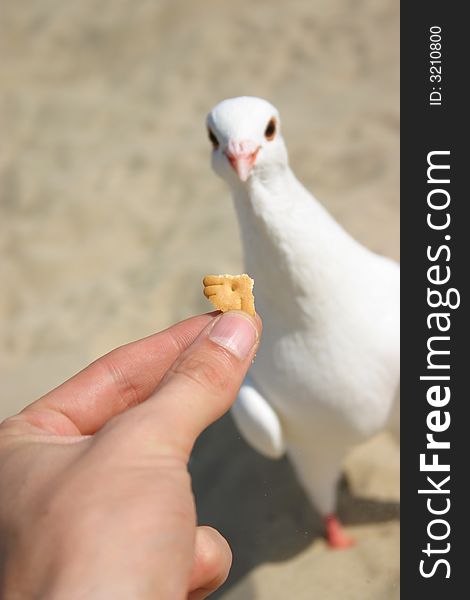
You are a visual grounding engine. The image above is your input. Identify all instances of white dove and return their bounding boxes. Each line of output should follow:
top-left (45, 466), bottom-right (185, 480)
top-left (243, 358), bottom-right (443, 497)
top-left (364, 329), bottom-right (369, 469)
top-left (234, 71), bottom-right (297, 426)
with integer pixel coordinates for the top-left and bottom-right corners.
top-left (206, 96), bottom-right (400, 548)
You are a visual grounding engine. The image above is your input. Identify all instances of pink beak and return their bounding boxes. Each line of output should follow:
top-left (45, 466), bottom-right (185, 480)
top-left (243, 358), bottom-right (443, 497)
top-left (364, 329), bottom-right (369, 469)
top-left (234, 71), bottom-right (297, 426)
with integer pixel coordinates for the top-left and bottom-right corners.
top-left (225, 140), bottom-right (259, 182)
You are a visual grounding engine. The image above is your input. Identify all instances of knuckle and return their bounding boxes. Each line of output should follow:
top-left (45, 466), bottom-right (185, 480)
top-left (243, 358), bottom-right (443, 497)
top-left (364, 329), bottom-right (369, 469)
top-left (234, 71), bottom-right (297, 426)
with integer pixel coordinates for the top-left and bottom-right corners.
top-left (168, 349), bottom-right (232, 395)
top-left (201, 527), bottom-right (232, 568)
top-left (101, 351), bottom-right (142, 410)
top-left (196, 527), bottom-right (232, 592)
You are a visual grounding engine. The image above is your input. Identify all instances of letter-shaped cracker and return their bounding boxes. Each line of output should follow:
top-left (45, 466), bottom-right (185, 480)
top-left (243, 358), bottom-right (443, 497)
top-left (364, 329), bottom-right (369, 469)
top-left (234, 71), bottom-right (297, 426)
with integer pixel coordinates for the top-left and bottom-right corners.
top-left (203, 274), bottom-right (255, 317)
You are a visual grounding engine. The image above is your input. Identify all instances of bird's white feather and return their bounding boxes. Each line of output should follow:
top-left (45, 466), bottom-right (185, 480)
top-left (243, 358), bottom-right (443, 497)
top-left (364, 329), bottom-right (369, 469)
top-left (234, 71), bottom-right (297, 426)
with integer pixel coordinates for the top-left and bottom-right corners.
top-left (207, 96), bottom-right (400, 516)
top-left (231, 377), bottom-right (286, 460)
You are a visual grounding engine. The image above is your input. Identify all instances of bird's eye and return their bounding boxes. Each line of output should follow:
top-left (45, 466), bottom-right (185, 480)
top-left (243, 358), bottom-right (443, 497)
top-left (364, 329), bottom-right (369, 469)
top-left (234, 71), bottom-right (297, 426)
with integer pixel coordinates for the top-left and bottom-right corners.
top-left (208, 128), bottom-right (219, 149)
top-left (264, 118), bottom-right (276, 141)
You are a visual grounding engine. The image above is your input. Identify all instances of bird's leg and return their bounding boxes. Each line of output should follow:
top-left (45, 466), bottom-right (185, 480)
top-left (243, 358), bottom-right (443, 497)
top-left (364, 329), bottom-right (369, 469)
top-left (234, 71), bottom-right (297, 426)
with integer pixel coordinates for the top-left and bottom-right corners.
top-left (325, 514), bottom-right (355, 549)
top-left (288, 449), bottom-right (354, 549)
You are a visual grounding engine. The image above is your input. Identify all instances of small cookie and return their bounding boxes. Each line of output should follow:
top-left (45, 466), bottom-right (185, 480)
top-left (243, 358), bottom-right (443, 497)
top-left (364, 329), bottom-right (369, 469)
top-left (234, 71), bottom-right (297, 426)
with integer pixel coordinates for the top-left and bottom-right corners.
top-left (203, 274), bottom-right (255, 316)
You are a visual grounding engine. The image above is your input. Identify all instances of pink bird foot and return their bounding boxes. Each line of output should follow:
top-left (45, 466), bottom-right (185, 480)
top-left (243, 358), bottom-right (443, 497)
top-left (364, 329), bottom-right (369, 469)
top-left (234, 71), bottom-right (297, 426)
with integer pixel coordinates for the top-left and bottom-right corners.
top-left (325, 514), bottom-right (355, 549)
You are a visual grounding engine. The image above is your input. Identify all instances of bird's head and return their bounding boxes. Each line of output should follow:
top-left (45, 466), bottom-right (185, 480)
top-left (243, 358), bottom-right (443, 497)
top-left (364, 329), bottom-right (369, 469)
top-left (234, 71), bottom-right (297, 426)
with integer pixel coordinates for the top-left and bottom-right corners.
top-left (206, 96), bottom-right (288, 185)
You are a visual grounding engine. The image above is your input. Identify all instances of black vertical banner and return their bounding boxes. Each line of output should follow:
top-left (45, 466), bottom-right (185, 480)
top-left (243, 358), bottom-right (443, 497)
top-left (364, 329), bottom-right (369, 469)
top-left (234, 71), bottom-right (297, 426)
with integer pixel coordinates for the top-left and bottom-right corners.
top-left (401, 2), bottom-right (466, 597)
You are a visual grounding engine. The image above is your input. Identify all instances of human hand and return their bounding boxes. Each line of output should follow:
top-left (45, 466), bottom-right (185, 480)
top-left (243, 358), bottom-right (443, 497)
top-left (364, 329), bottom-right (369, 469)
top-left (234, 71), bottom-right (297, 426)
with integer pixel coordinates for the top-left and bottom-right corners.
top-left (0, 310), bottom-right (261, 600)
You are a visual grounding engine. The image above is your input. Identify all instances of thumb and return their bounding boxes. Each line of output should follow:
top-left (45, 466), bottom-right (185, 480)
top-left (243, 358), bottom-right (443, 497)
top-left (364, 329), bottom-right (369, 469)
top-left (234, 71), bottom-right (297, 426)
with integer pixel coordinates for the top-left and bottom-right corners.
top-left (121, 311), bottom-right (261, 458)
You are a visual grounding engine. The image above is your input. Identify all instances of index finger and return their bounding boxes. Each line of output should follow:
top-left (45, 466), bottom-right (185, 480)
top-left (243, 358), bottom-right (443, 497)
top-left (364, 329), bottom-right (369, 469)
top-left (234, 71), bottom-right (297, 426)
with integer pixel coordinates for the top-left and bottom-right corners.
top-left (15, 313), bottom-right (219, 436)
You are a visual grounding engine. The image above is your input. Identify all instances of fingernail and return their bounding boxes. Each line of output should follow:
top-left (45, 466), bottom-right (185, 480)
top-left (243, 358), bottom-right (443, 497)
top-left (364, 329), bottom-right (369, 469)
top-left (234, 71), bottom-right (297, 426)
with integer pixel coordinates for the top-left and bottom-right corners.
top-left (209, 312), bottom-right (258, 360)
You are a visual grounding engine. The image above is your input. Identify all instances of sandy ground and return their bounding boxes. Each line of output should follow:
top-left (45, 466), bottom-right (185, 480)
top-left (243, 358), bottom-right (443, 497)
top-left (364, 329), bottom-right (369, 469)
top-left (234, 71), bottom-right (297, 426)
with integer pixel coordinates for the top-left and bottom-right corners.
top-left (0, 0), bottom-right (399, 597)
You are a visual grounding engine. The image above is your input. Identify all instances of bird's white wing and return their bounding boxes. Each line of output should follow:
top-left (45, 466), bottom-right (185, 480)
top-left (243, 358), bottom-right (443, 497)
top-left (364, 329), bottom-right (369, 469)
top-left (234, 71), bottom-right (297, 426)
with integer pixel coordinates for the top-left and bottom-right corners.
top-left (231, 377), bottom-right (285, 459)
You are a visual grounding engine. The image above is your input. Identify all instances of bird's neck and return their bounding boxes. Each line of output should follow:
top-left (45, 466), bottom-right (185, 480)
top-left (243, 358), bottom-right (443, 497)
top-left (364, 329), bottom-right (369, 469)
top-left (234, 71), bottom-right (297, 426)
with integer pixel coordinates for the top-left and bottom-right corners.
top-left (230, 166), bottom-right (358, 324)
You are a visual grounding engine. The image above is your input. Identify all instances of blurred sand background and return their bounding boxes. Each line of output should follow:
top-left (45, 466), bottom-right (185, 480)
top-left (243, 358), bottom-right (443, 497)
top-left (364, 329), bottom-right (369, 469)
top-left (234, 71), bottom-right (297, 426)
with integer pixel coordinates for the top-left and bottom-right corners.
top-left (0, 0), bottom-right (399, 597)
